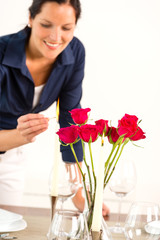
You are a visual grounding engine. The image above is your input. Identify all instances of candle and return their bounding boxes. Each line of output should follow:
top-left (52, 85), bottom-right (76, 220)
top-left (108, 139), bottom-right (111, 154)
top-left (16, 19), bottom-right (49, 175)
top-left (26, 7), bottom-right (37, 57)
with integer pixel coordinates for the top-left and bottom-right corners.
top-left (91, 138), bottom-right (105, 232)
top-left (51, 99), bottom-right (60, 197)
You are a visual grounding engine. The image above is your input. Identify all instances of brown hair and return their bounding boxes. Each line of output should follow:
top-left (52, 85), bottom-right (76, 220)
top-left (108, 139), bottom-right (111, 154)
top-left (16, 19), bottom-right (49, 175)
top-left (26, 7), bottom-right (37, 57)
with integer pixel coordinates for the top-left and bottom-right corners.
top-left (29, 0), bottom-right (81, 23)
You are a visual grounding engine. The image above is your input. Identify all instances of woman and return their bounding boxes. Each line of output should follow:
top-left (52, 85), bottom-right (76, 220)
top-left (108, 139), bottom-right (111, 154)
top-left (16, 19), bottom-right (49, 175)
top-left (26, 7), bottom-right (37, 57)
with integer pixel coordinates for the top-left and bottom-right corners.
top-left (0, 0), bottom-right (109, 215)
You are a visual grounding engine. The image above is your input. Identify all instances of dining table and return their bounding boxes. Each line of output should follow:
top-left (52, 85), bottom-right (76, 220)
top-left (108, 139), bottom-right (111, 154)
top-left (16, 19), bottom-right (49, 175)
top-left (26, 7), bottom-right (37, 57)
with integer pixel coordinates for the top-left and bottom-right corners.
top-left (0, 204), bottom-right (128, 240)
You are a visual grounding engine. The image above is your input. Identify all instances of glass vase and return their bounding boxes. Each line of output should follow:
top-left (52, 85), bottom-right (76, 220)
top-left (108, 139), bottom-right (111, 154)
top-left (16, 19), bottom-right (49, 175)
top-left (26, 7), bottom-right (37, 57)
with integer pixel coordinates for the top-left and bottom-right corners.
top-left (82, 181), bottom-right (112, 240)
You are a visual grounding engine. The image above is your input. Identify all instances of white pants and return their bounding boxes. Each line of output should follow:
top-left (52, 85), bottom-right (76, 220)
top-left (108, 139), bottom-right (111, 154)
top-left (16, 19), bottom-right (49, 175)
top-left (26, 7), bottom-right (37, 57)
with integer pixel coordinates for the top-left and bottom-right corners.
top-left (0, 147), bottom-right (26, 205)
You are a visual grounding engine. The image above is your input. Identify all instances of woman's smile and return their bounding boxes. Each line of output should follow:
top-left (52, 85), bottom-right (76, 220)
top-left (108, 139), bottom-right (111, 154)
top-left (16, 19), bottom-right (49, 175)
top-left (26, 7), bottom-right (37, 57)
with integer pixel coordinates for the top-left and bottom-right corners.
top-left (43, 40), bottom-right (61, 50)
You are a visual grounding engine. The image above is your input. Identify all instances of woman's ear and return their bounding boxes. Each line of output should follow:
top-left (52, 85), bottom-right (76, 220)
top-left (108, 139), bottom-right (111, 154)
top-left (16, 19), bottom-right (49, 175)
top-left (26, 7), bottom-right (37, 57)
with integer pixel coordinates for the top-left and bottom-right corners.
top-left (28, 13), bottom-right (32, 28)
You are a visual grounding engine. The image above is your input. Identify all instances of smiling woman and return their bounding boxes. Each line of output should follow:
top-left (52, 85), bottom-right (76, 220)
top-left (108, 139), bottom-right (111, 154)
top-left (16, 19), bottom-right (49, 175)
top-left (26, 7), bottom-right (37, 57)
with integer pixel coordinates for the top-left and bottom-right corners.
top-left (27, 2), bottom-right (77, 65)
top-left (1, 0), bottom-right (160, 215)
top-left (0, 0), bottom-right (85, 207)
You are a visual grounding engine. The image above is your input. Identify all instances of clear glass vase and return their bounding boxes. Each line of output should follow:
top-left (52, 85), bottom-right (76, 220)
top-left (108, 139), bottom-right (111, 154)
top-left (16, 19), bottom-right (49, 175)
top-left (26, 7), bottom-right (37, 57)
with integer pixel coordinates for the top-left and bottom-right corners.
top-left (82, 181), bottom-right (112, 240)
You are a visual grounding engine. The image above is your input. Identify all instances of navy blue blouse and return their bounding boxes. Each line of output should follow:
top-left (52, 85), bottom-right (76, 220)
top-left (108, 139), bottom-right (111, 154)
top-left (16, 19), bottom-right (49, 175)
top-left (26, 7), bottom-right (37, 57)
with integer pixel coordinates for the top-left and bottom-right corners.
top-left (0, 27), bottom-right (85, 162)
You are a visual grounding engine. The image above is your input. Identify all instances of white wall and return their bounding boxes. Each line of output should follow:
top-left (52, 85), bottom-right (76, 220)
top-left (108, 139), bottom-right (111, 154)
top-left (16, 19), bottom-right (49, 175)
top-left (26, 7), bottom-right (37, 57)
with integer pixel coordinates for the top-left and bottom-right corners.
top-left (0, 0), bottom-right (160, 213)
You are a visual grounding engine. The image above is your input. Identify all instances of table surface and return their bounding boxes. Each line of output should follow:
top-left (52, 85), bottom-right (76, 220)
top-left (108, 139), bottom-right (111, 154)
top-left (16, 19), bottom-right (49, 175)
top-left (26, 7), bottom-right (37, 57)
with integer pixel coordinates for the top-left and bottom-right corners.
top-left (0, 204), bottom-right (128, 240)
top-left (0, 205), bottom-right (130, 240)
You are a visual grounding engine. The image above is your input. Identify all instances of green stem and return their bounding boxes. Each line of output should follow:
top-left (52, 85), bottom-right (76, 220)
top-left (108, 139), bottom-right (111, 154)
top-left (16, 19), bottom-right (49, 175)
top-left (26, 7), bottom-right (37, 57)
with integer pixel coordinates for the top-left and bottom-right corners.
top-left (104, 146), bottom-right (122, 188)
top-left (79, 141), bottom-right (93, 230)
top-left (104, 138), bottom-right (129, 187)
top-left (70, 143), bottom-right (91, 209)
top-left (81, 140), bottom-right (92, 201)
top-left (88, 141), bottom-right (97, 228)
top-left (88, 142), bottom-right (97, 198)
top-left (104, 136), bottom-right (124, 177)
top-left (87, 204), bottom-right (94, 231)
top-left (82, 179), bottom-right (90, 209)
top-left (104, 143), bottom-right (116, 170)
top-left (70, 144), bottom-right (84, 177)
top-left (104, 140), bottom-right (122, 184)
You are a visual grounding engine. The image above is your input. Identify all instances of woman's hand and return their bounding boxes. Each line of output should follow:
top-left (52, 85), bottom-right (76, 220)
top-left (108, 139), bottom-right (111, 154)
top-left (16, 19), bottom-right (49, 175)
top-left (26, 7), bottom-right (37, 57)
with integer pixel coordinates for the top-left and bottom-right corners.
top-left (72, 189), bottom-right (110, 216)
top-left (102, 202), bottom-right (110, 216)
top-left (72, 162), bottom-right (110, 216)
top-left (17, 113), bottom-right (49, 143)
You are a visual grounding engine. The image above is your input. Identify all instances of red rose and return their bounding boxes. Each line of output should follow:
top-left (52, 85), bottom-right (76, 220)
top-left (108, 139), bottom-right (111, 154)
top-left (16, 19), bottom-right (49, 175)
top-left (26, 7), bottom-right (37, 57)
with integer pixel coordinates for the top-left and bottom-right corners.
top-left (107, 127), bottom-right (120, 143)
top-left (95, 119), bottom-right (109, 136)
top-left (69, 108), bottom-right (91, 125)
top-left (78, 124), bottom-right (99, 143)
top-left (130, 126), bottom-right (146, 141)
top-left (118, 114), bottom-right (138, 139)
top-left (56, 125), bottom-right (79, 144)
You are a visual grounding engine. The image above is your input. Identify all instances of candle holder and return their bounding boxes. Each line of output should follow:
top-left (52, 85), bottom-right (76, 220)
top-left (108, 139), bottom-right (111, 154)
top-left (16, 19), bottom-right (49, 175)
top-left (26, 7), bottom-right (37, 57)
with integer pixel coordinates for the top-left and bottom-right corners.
top-left (90, 218), bottom-right (112, 240)
top-left (91, 230), bottom-right (103, 240)
top-left (89, 217), bottom-right (112, 240)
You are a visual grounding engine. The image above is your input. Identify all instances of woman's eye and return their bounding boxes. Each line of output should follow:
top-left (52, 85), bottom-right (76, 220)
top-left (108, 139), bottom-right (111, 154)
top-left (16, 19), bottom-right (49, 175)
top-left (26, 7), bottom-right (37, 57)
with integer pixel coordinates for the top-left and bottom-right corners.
top-left (40, 23), bottom-right (51, 28)
top-left (62, 27), bottom-right (72, 31)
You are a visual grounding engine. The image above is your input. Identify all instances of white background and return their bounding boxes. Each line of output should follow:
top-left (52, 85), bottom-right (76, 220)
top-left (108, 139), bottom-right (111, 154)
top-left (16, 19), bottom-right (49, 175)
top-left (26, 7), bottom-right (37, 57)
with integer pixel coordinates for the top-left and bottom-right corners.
top-left (0, 0), bottom-right (160, 213)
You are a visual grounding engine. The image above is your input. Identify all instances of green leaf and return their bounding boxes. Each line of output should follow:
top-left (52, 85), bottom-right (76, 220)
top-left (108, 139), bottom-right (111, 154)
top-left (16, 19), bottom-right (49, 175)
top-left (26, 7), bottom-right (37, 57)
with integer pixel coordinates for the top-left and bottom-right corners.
top-left (138, 119), bottom-right (142, 125)
top-left (131, 141), bottom-right (144, 148)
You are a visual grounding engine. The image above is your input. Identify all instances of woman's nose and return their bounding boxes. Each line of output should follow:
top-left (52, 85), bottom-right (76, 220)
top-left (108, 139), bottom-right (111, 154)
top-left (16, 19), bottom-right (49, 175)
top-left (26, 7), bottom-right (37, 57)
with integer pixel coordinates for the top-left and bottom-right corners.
top-left (49, 27), bottom-right (61, 42)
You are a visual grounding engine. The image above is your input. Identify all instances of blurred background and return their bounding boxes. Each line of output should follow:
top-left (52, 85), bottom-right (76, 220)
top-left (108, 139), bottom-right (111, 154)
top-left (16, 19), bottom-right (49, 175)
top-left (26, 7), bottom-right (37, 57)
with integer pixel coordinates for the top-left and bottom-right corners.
top-left (0, 0), bottom-right (160, 213)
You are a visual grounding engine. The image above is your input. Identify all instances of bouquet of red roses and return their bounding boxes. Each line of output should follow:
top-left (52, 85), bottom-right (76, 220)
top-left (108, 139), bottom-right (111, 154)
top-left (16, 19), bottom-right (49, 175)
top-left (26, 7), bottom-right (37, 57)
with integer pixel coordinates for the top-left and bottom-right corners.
top-left (56, 108), bottom-right (146, 231)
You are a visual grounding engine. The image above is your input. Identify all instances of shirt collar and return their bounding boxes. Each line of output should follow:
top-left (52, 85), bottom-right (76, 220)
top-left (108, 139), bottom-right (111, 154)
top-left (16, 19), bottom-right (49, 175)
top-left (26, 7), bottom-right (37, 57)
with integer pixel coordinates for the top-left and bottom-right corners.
top-left (58, 43), bottom-right (75, 65)
top-left (2, 27), bottom-right (28, 69)
top-left (2, 27), bottom-right (75, 69)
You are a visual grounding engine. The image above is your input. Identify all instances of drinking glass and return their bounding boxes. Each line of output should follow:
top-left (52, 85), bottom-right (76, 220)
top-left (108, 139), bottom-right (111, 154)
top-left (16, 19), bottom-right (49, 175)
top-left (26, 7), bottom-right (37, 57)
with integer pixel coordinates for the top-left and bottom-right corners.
top-left (49, 160), bottom-right (80, 211)
top-left (47, 210), bottom-right (89, 240)
top-left (124, 201), bottom-right (160, 240)
top-left (57, 162), bottom-right (80, 211)
top-left (108, 159), bottom-right (137, 234)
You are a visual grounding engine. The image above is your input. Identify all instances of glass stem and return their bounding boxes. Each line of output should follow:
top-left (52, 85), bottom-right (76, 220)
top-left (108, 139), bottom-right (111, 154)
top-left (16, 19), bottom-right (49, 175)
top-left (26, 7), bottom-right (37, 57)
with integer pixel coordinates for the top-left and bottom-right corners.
top-left (116, 197), bottom-right (122, 227)
top-left (61, 198), bottom-right (65, 211)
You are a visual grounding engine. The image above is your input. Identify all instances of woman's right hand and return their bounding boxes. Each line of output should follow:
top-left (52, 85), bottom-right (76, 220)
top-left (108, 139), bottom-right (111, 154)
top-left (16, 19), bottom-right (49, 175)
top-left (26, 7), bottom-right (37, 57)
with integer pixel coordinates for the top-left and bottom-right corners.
top-left (17, 113), bottom-right (49, 143)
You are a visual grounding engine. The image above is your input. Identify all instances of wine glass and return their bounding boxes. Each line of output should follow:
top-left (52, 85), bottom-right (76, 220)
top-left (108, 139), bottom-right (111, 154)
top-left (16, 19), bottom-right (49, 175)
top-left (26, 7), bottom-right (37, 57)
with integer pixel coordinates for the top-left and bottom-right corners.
top-left (57, 161), bottom-right (80, 211)
top-left (47, 210), bottom-right (89, 240)
top-left (49, 160), bottom-right (80, 215)
top-left (124, 201), bottom-right (160, 240)
top-left (108, 158), bottom-right (137, 234)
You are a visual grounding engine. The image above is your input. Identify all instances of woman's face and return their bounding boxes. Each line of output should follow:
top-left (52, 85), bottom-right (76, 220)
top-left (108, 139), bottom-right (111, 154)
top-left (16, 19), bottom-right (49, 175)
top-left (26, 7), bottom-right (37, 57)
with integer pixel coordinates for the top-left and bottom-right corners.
top-left (28, 2), bottom-right (76, 60)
